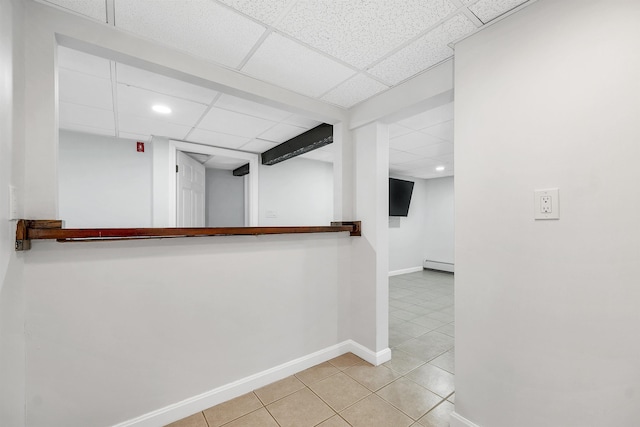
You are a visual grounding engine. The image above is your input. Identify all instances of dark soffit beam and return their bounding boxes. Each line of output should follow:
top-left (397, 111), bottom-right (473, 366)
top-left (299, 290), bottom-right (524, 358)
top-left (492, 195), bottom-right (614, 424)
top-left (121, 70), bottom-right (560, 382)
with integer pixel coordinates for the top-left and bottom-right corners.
top-left (261, 123), bottom-right (333, 166)
top-left (233, 163), bottom-right (250, 176)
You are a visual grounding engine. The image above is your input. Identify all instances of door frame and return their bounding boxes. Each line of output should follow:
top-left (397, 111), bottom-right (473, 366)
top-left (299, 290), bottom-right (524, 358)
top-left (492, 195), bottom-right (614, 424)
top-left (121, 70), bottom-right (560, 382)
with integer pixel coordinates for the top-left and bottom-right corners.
top-left (168, 140), bottom-right (260, 226)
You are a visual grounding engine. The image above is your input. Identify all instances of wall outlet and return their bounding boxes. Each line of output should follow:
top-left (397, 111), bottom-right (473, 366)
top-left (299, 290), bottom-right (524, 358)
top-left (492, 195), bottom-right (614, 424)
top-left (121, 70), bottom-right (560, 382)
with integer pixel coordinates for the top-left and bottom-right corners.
top-left (534, 188), bottom-right (559, 220)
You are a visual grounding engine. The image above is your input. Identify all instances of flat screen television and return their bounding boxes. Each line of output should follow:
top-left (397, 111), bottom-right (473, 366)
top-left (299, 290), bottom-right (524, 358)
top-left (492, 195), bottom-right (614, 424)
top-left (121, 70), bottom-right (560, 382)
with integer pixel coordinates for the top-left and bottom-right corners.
top-left (389, 178), bottom-right (414, 216)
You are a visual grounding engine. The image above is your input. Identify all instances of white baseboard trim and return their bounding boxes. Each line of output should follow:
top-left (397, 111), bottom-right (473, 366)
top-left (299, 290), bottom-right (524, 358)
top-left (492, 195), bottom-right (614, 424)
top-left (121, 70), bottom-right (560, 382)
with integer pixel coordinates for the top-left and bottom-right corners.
top-left (113, 340), bottom-right (387, 427)
top-left (389, 266), bottom-right (423, 276)
top-left (450, 411), bottom-right (481, 427)
top-left (423, 260), bottom-right (455, 273)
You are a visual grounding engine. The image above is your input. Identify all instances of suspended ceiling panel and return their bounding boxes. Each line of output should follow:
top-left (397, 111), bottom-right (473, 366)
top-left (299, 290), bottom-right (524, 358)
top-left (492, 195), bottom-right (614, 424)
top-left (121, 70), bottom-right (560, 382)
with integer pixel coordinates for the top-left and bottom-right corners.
top-left (43, 0), bottom-right (533, 108)
top-left (114, 0), bottom-right (266, 69)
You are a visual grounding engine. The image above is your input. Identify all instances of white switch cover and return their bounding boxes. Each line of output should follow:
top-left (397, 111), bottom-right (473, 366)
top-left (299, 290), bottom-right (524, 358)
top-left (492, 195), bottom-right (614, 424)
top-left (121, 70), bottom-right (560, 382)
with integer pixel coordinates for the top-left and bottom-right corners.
top-left (534, 188), bottom-right (559, 220)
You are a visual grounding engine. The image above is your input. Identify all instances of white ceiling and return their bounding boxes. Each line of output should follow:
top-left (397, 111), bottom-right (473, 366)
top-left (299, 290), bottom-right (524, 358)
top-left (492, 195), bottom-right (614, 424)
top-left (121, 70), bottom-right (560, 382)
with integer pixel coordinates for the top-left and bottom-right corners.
top-left (51, 0), bottom-right (533, 177)
top-left (43, 0), bottom-right (531, 108)
top-left (389, 102), bottom-right (455, 180)
top-left (57, 46), bottom-right (326, 162)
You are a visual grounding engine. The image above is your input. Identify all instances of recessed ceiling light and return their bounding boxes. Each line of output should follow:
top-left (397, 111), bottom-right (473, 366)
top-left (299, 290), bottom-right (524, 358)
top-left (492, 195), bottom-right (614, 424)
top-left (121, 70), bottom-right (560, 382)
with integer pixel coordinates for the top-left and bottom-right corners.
top-left (152, 104), bottom-right (172, 114)
top-left (436, 165), bottom-right (445, 172)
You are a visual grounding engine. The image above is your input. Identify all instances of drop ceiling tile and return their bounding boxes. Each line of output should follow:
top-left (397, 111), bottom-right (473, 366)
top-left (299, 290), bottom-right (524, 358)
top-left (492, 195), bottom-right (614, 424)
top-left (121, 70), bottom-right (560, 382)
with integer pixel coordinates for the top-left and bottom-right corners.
top-left (58, 47), bottom-right (111, 79)
top-left (204, 156), bottom-right (247, 170)
top-left (389, 124), bottom-right (414, 139)
top-left (258, 123), bottom-right (306, 143)
top-left (187, 128), bottom-right (250, 149)
top-left (116, 63), bottom-right (218, 105)
top-left (41, 0), bottom-right (107, 21)
top-left (321, 74), bottom-right (389, 108)
top-left (118, 131), bottom-right (150, 141)
top-left (239, 139), bottom-right (278, 153)
top-left (368, 14), bottom-right (476, 85)
top-left (421, 120), bottom-right (454, 142)
top-left (215, 94), bottom-right (292, 122)
top-left (390, 149), bottom-right (421, 165)
top-left (117, 84), bottom-right (207, 127)
top-left (59, 123), bottom-right (115, 137)
top-left (59, 69), bottom-right (113, 110)
top-left (469, 0), bottom-right (529, 23)
top-left (405, 141), bottom-right (453, 158)
top-left (397, 103), bottom-right (454, 130)
top-left (397, 157), bottom-right (441, 173)
top-left (242, 33), bottom-right (355, 98)
top-left (217, 0), bottom-right (292, 25)
top-left (390, 131), bottom-right (444, 152)
top-left (59, 102), bottom-right (114, 130)
top-left (115, 0), bottom-right (266, 68)
top-left (283, 114), bottom-right (322, 129)
top-left (198, 107), bottom-right (277, 138)
top-left (276, 0), bottom-right (456, 68)
top-left (118, 114), bottom-right (192, 140)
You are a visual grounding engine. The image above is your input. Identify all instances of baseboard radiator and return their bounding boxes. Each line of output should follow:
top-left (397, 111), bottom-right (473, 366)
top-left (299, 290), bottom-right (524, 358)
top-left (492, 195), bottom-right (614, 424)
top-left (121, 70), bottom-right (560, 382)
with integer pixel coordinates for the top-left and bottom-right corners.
top-left (423, 259), bottom-right (454, 273)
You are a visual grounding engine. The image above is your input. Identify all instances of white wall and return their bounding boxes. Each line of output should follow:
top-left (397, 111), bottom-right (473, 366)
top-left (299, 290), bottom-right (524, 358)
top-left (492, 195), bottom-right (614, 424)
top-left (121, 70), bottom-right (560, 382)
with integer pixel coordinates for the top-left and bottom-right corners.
top-left (259, 157), bottom-right (333, 226)
top-left (454, 0), bottom-right (640, 426)
top-left (24, 234), bottom-right (350, 427)
top-left (0, 0), bottom-right (25, 426)
top-left (389, 175), bottom-right (454, 274)
top-left (205, 168), bottom-right (244, 227)
top-left (59, 130), bottom-right (153, 228)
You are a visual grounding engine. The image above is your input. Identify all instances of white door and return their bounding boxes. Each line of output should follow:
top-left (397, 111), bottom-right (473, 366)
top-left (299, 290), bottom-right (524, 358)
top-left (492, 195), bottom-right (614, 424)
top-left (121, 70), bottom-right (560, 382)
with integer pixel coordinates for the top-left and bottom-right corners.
top-left (176, 151), bottom-right (205, 227)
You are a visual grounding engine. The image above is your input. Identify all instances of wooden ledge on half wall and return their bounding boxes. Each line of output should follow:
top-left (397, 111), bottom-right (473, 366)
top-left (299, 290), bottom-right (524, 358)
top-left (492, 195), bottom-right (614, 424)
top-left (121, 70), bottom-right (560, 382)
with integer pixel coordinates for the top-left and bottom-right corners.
top-left (14, 220), bottom-right (361, 251)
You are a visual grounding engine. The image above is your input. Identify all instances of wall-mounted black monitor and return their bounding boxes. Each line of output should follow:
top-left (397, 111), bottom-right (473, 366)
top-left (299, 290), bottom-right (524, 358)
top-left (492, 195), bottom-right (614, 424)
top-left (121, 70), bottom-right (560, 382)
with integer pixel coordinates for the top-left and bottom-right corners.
top-left (389, 178), bottom-right (414, 217)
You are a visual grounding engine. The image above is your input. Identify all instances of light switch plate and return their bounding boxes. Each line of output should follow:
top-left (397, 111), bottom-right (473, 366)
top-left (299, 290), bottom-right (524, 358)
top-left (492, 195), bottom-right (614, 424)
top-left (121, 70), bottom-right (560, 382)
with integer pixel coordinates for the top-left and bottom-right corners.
top-left (534, 188), bottom-right (559, 220)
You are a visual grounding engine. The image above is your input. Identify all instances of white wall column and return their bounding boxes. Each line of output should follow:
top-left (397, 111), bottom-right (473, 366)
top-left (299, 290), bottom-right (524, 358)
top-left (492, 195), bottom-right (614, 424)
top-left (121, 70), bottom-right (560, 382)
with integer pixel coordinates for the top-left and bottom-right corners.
top-left (350, 122), bottom-right (390, 361)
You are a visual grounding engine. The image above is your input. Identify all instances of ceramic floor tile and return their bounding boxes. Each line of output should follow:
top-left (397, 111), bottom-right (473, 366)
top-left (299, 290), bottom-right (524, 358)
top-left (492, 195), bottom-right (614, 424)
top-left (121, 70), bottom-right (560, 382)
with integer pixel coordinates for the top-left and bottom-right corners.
top-left (344, 363), bottom-right (401, 391)
top-left (340, 394), bottom-right (413, 427)
top-left (416, 400), bottom-right (455, 427)
top-left (394, 338), bottom-right (450, 362)
top-left (328, 352), bottom-right (365, 370)
top-left (254, 375), bottom-right (306, 405)
top-left (390, 315), bottom-right (408, 328)
top-left (392, 321), bottom-right (432, 338)
top-left (429, 349), bottom-right (455, 374)
top-left (405, 364), bottom-right (455, 398)
top-left (203, 393), bottom-right (262, 427)
top-left (376, 377), bottom-right (443, 420)
top-left (415, 332), bottom-right (455, 355)
top-left (295, 361), bottom-right (340, 385)
top-left (317, 415), bottom-right (351, 427)
top-left (389, 328), bottom-right (414, 347)
top-left (165, 412), bottom-right (208, 427)
top-left (424, 311), bottom-right (455, 323)
top-left (309, 372), bottom-right (371, 411)
top-left (383, 350), bottom-right (426, 375)
top-left (390, 309), bottom-right (422, 321)
top-left (435, 322), bottom-right (455, 337)
top-left (223, 408), bottom-right (279, 427)
top-left (410, 316), bottom-right (446, 330)
top-left (266, 387), bottom-right (334, 427)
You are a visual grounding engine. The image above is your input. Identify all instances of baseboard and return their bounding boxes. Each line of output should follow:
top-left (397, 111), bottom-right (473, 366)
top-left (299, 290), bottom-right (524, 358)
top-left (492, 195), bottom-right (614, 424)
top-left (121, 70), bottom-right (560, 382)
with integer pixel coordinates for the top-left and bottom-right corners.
top-left (389, 266), bottom-right (423, 276)
top-left (450, 411), bottom-right (481, 427)
top-left (423, 260), bottom-right (455, 273)
top-left (113, 340), bottom-right (388, 427)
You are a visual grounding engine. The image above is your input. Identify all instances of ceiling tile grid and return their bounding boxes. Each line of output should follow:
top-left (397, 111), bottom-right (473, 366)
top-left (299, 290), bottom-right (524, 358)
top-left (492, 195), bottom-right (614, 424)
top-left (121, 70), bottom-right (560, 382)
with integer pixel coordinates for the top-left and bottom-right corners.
top-left (274, 0), bottom-right (457, 69)
top-left (42, 0), bottom-right (106, 22)
top-left (197, 107), bottom-right (277, 138)
top-left (216, 0), bottom-right (294, 26)
top-left (368, 14), bottom-right (477, 85)
top-left (187, 128), bottom-right (252, 150)
top-left (114, 0), bottom-right (266, 69)
top-left (58, 46), bottom-right (111, 78)
top-left (321, 73), bottom-right (389, 108)
top-left (117, 114), bottom-right (193, 141)
top-left (59, 102), bottom-right (115, 131)
top-left (241, 33), bottom-right (356, 98)
top-left (58, 69), bottom-right (114, 111)
top-left (257, 123), bottom-right (308, 143)
top-left (468, 0), bottom-right (529, 23)
top-left (239, 139), bottom-right (279, 154)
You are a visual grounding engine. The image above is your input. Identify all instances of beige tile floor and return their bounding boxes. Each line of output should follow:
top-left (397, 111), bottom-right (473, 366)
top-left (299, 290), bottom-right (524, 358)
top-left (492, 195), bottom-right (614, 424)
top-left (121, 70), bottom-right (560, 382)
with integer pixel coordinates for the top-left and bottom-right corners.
top-left (167, 270), bottom-right (455, 427)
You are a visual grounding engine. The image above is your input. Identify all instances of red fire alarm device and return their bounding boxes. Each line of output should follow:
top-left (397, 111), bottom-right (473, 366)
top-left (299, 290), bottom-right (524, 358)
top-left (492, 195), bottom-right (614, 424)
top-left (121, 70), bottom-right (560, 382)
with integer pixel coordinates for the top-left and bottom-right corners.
top-left (136, 142), bottom-right (145, 152)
